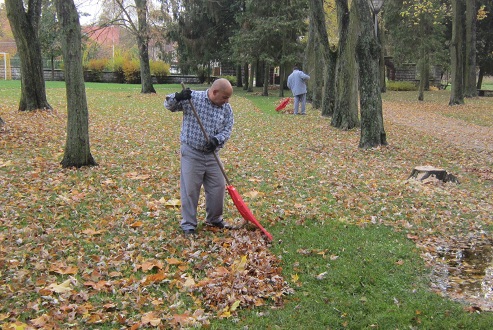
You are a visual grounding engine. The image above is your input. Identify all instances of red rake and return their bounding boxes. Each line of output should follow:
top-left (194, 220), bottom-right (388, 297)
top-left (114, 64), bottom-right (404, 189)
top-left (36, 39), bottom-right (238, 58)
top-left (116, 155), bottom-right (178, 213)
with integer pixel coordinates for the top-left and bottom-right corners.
top-left (275, 97), bottom-right (291, 111)
top-left (181, 83), bottom-right (273, 241)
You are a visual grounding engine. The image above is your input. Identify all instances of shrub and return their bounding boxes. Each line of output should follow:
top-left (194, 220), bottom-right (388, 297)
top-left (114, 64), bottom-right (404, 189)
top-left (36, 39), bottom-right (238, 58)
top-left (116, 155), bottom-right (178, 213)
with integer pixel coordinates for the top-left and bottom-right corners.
top-left (387, 81), bottom-right (418, 91)
top-left (86, 58), bottom-right (109, 72)
top-left (196, 65), bottom-right (211, 83)
top-left (112, 56), bottom-right (126, 83)
top-left (123, 59), bottom-right (141, 84)
top-left (150, 61), bottom-right (170, 83)
top-left (85, 58), bottom-right (109, 82)
top-left (221, 75), bottom-right (237, 86)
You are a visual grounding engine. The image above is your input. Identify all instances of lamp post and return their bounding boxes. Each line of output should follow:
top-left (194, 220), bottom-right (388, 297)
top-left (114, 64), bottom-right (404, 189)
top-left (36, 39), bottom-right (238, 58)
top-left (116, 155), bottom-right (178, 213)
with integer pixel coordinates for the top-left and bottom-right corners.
top-left (369, 0), bottom-right (384, 38)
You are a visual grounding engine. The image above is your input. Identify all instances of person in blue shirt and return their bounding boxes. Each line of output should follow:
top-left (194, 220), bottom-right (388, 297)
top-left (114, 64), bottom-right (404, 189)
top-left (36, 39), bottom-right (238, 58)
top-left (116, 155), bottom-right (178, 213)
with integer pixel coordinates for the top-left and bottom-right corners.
top-left (287, 65), bottom-right (310, 115)
top-left (164, 78), bottom-right (234, 236)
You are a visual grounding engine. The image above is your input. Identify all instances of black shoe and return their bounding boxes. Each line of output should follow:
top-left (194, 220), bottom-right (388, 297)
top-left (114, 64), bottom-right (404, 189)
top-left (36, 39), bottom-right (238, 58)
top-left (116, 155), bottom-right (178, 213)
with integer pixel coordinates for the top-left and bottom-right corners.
top-left (206, 220), bottom-right (232, 229)
top-left (183, 229), bottom-right (196, 236)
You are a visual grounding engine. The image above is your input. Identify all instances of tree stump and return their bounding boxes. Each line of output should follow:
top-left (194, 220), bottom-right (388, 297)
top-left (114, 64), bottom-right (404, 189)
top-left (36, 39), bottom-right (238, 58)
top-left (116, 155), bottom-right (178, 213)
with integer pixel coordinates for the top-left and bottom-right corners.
top-left (408, 166), bottom-right (459, 184)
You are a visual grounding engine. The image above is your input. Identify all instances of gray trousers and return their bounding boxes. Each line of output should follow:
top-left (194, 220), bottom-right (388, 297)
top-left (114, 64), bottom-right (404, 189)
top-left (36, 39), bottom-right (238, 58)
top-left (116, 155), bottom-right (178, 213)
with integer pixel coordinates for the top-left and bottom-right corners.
top-left (293, 93), bottom-right (307, 114)
top-left (180, 143), bottom-right (225, 231)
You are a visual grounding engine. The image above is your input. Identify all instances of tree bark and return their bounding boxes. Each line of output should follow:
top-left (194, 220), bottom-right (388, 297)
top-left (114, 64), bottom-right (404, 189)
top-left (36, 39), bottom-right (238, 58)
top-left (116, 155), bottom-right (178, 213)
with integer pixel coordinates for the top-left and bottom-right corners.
top-left (5, 0), bottom-right (51, 111)
top-left (354, 0), bottom-right (387, 149)
top-left (56, 0), bottom-right (97, 168)
top-left (277, 64), bottom-right (283, 97)
top-left (331, 0), bottom-right (359, 130)
top-left (464, 0), bottom-right (477, 98)
top-left (135, 0), bottom-right (156, 94)
top-left (308, 0), bottom-right (335, 117)
top-left (243, 62), bottom-right (249, 91)
top-left (449, 0), bottom-right (465, 105)
top-left (263, 63), bottom-right (270, 96)
top-left (248, 60), bottom-right (254, 92)
top-left (379, 19), bottom-right (386, 93)
top-left (418, 52), bottom-right (430, 101)
top-left (236, 64), bottom-right (243, 87)
top-left (408, 166), bottom-right (459, 184)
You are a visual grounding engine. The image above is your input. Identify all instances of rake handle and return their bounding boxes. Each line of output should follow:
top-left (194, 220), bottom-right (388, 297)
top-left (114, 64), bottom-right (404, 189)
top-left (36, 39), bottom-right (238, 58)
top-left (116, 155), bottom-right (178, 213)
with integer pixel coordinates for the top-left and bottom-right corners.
top-left (180, 82), bottom-right (231, 186)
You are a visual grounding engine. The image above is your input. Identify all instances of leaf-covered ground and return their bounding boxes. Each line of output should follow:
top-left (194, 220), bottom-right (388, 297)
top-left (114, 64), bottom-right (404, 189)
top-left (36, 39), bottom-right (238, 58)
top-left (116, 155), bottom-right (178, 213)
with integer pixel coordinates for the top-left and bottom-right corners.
top-left (1, 84), bottom-right (493, 328)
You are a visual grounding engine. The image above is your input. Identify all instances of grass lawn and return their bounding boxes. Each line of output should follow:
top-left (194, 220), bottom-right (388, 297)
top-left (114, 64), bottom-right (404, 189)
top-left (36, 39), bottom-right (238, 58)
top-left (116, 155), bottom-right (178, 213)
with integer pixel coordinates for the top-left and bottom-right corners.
top-left (1, 80), bottom-right (493, 329)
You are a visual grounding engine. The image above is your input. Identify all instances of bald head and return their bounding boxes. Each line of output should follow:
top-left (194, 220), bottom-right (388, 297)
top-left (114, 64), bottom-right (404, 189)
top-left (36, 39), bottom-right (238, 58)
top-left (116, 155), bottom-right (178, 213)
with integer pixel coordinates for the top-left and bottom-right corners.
top-left (208, 78), bottom-right (233, 106)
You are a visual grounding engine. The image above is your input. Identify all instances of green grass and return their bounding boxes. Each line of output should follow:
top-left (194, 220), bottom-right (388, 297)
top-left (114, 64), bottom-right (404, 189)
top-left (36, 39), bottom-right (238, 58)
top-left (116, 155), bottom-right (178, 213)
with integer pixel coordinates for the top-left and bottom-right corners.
top-left (212, 222), bottom-right (493, 329)
top-left (1, 80), bottom-right (493, 329)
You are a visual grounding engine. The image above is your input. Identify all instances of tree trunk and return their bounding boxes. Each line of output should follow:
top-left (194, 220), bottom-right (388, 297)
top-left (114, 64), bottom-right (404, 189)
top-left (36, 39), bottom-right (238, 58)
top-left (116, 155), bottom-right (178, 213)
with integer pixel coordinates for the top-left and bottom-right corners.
top-left (56, 0), bottom-right (97, 168)
top-left (236, 64), bottom-right (243, 87)
top-left (278, 64), bottom-right (284, 97)
top-left (408, 166), bottom-right (459, 184)
top-left (464, 0), bottom-right (477, 98)
top-left (449, 0), bottom-right (465, 105)
top-left (331, 0), bottom-right (359, 130)
top-left (248, 60), bottom-right (254, 92)
top-left (304, 15), bottom-right (316, 105)
top-left (379, 20), bottom-right (386, 93)
top-left (5, 0), bottom-right (51, 111)
top-left (418, 52), bottom-right (429, 101)
top-left (255, 60), bottom-right (264, 87)
top-left (243, 62), bottom-right (249, 91)
top-left (135, 0), bottom-right (156, 94)
top-left (323, 49), bottom-right (337, 117)
top-left (477, 67), bottom-right (484, 90)
top-left (308, 0), bottom-right (334, 117)
top-left (354, 0), bottom-right (387, 149)
top-left (263, 63), bottom-right (270, 96)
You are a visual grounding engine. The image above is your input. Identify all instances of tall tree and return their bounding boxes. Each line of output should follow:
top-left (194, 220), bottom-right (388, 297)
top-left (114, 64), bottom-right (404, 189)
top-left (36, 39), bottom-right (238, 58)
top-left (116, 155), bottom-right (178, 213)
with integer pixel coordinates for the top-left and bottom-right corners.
top-left (98, 0), bottom-right (156, 93)
top-left (476, 2), bottom-right (493, 89)
top-left (308, 0), bottom-right (336, 117)
top-left (231, 0), bottom-right (307, 96)
top-left (449, 0), bottom-right (465, 105)
top-left (56, 0), bottom-right (97, 168)
top-left (169, 0), bottom-right (240, 78)
top-left (5, 0), bottom-right (51, 111)
top-left (331, 0), bottom-right (359, 130)
top-left (464, 0), bottom-right (477, 97)
top-left (386, 0), bottom-right (449, 101)
top-left (354, 0), bottom-right (387, 148)
top-left (39, 0), bottom-right (61, 81)
top-left (134, 0), bottom-right (155, 93)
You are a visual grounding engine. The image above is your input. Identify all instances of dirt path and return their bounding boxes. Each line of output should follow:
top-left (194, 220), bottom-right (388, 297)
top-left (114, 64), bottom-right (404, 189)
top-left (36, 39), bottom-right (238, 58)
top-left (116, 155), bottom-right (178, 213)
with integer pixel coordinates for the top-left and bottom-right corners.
top-left (384, 104), bottom-right (493, 161)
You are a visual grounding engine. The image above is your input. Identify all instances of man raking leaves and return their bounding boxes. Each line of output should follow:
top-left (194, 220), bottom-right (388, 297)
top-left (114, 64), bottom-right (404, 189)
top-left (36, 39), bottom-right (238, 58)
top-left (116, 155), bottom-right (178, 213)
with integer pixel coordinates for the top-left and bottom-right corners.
top-left (164, 79), bottom-right (234, 236)
top-left (164, 80), bottom-right (272, 241)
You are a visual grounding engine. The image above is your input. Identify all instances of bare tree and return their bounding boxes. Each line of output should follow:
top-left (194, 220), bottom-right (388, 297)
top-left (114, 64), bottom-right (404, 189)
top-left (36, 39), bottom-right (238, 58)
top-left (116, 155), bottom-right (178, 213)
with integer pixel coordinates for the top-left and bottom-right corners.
top-left (104, 0), bottom-right (156, 93)
top-left (5, 0), bottom-right (51, 111)
top-left (56, 0), bottom-right (97, 168)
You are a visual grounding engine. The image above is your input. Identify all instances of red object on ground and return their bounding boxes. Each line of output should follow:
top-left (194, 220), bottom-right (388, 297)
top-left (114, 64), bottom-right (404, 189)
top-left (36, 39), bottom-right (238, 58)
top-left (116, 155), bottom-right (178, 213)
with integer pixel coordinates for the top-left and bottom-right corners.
top-left (227, 185), bottom-right (273, 241)
top-left (275, 97), bottom-right (291, 111)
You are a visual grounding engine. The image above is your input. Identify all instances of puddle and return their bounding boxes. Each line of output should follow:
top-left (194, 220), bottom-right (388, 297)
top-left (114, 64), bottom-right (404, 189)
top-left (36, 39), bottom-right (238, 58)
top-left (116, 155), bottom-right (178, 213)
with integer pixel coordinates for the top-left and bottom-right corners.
top-left (430, 243), bottom-right (493, 310)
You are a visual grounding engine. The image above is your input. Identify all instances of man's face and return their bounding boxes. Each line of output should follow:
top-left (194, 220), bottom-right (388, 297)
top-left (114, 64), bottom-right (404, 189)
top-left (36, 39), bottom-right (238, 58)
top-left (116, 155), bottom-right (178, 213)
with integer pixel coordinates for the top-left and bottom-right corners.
top-left (210, 89), bottom-right (232, 106)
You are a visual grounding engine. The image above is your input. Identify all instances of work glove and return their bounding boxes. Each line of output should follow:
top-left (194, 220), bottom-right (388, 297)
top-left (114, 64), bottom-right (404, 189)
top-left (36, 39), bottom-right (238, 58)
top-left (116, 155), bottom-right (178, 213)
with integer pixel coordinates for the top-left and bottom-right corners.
top-left (174, 88), bottom-right (192, 101)
top-left (205, 137), bottom-right (219, 152)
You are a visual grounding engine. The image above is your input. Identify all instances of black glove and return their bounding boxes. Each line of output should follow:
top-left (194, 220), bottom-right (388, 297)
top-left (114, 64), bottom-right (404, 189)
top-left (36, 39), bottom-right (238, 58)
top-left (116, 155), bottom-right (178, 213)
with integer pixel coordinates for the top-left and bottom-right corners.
top-left (205, 137), bottom-right (219, 152)
top-left (175, 88), bottom-right (192, 101)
